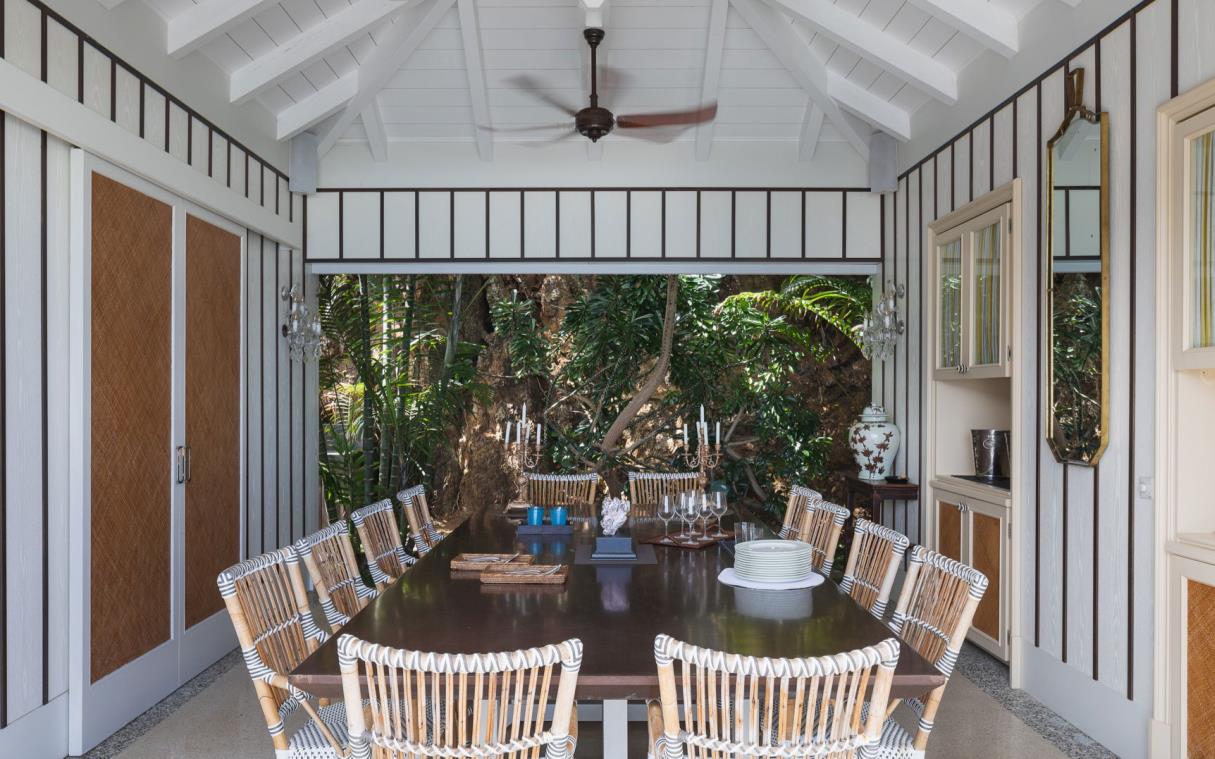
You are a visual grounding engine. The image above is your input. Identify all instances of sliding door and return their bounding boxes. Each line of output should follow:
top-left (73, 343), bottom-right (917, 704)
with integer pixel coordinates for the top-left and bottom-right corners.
top-left (69, 155), bottom-right (246, 754)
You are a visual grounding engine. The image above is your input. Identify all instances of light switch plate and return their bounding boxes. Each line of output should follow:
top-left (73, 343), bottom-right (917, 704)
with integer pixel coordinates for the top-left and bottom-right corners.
top-left (1136, 476), bottom-right (1153, 500)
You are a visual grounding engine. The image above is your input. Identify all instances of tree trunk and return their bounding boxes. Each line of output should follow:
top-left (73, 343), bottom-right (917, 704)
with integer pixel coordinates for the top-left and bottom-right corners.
top-left (356, 275), bottom-right (376, 505)
top-left (599, 275), bottom-right (679, 453)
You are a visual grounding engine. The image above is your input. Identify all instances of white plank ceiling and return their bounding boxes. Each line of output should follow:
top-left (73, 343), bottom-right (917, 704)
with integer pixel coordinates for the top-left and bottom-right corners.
top-left (113, 0), bottom-right (1071, 161)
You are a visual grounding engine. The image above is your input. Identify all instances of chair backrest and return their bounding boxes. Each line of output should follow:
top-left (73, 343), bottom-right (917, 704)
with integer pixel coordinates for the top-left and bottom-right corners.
top-left (796, 499), bottom-right (850, 575)
top-left (398, 484), bottom-right (443, 548)
top-left (652, 633), bottom-right (899, 758)
top-left (840, 518), bottom-right (910, 619)
top-left (339, 634), bottom-right (583, 759)
top-left (524, 473), bottom-right (602, 514)
top-left (217, 548), bottom-right (336, 752)
top-left (351, 498), bottom-right (416, 590)
top-left (294, 520), bottom-right (378, 630)
top-left (627, 471), bottom-right (700, 516)
top-left (778, 484), bottom-right (822, 538)
top-left (888, 545), bottom-right (988, 752)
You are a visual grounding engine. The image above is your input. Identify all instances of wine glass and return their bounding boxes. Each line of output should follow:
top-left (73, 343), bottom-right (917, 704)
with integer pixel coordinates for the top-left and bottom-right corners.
top-left (686, 492), bottom-right (703, 537)
top-left (658, 495), bottom-right (675, 543)
top-left (680, 497), bottom-right (699, 544)
top-left (710, 491), bottom-right (728, 538)
top-left (697, 495), bottom-right (713, 538)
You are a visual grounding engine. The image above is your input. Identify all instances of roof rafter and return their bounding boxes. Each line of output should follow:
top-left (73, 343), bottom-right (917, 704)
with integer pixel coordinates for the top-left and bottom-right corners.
top-left (827, 74), bottom-right (910, 140)
top-left (729, 0), bottom-right (869, 159)
top-left (905, 0), bottom-right (1018, 57)
top-left (277, 74), bottom-right (357, 140)
top-left (229, 0), bottom-right (415, 105)
top-left (695, 0), bottom-right (729, 162)
top-left (317, 0), bottom-right (457, 156)
top-left (765, 0), bottom-right (958, 104)
top-left (362, 100), bottom-right (388, 161)
top-left (167, 0), bottom-right (283, 59)
top-left (457, 0), bottom-right (493, 161)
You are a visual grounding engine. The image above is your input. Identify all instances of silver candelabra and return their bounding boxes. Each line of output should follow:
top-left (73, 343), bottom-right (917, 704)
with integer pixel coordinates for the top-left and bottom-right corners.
top-left (678, 405), bottom-right (723, 491)
top-left (502, 404), bottom-right (542, 509)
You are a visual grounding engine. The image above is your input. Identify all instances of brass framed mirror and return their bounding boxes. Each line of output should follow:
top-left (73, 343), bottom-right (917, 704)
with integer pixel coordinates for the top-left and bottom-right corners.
top-left (1046, 68), bottom-right (1109, 465)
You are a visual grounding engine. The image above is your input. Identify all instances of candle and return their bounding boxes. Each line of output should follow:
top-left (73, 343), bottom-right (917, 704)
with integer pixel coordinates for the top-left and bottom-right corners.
top-left (700, 404), bottom-right (706, 425)
top-left (504, 421), bottom-right (512, 447)
top-left (682, 421), bottom-right (688, 446)
top-left (536, 424), bottom-right (542, 448)
top-left (716, 421), bottom-right (721, 446)
top-left (521, 403), bottom-right (527, 432)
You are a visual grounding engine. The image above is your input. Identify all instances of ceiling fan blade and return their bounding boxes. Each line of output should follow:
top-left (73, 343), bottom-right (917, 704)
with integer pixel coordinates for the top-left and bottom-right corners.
top-left (479, 123), bottom-right (572, 133)
top-left (615, 104), bottom-right (718, 129)
top-left (503, 75), bottom-right (580, 117)
top-left (614, 127), bottom-right (684, 144)
top-left (520, 129), bottom-right (580, 148)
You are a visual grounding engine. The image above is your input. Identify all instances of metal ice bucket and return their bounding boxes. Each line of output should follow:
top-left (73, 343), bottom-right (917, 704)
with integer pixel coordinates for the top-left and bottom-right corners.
top-left (971, 429), bottom-right (1011, 479)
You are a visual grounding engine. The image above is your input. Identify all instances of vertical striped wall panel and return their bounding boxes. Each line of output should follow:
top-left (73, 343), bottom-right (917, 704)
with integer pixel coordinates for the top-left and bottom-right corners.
top-left (884, 0), bottom-right (1215, 752)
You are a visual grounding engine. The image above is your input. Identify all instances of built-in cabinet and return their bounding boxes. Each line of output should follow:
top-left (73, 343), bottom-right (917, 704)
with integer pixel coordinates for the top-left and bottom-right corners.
top-left (924, 180), bottom-right (1022, 668)
top-left (932, 480), bottom-right (1010, 660)
top-left (1154, 77), bottom-right (1215, 759)
top-left (932, 202), bottom-right (1013, 380)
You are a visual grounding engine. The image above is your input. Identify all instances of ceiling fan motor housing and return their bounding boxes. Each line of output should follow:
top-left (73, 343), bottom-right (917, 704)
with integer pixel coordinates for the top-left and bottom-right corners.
top-left (576, 106), bottom-right (615, 142)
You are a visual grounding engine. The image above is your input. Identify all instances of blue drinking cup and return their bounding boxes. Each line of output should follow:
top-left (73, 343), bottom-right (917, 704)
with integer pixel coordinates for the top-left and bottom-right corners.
top-left (527, 505), bottom-right (544, 526)
top-left (551, 506), bottom-right (568, 526)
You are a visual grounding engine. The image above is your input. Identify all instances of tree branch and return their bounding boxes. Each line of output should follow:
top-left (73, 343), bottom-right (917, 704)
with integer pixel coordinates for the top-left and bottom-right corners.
top-left (598, 275), bottom-right (680, 453)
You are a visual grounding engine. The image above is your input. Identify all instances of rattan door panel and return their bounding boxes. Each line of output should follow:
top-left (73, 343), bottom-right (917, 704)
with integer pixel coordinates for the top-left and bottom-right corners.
top-left (1189, 578), bottom-right (1215, 758)
top-left (90, 173), bottom-right (173, 682)
top-left (184, 215), bottom-right (242, 629)
top-left (936, 498), bottom-right (962, 563)
top-left (971, 511), bottom-right (1003, 641)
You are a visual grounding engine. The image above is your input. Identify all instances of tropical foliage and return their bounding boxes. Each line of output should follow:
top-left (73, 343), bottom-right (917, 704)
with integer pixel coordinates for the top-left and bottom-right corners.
top-left (317, 275), bottom-right (487, 518)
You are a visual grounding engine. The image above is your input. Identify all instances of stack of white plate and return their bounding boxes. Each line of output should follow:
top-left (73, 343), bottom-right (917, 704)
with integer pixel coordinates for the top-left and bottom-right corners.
top-left (733, 540), bottom-right (813, 583)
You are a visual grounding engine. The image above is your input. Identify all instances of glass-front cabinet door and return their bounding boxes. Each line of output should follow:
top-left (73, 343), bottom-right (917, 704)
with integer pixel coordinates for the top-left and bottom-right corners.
top-left (1179, 109), bottom-right (1215, 369)
top-left (935, 235), bottom-right (964, 377)
top-left (965, 205), bottom-right (1012, 378)
top-left (931, 202), bottom-right (1012, 380)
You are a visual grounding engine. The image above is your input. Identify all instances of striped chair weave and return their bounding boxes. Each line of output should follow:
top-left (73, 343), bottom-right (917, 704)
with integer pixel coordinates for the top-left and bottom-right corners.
top-left (338, 634), bottom-right (583, 759)
top-left (294, 520), bottom-right (378, 630)
top-left (398, 484), bottom-right (444, 549)
top-left (217, 547), bottom-right (346, 757)
top-left (351, 498), bottom-right (416, 590)
top-left (877, 546), bottom-right (989, 757)
top-left (648, 634), bottom-right (900, 758)
top-left (797, 499), bottom-right (850, 575)
top-left (778, 484), bottom-right (823, 539)
top-left (840, 519), bottom-right (910, 619)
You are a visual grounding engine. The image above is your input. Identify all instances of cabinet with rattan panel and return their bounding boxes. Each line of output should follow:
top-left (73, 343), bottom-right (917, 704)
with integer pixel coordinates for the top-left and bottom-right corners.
top-left (931, 480), bottom-right (1009, 662)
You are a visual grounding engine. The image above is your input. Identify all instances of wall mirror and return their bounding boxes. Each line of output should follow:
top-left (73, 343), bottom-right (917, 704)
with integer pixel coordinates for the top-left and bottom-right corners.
top-left (1047, 68), bottom-right (1109, 465)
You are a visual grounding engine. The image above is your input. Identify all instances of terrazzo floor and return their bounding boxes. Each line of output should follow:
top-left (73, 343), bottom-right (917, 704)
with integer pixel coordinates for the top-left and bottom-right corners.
top-left (76, 644), bottom-right (1114, 759)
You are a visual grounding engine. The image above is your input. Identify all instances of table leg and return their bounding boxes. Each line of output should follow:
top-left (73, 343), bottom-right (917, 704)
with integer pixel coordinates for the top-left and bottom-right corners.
top-left (602, 699), bottom-right (628, 759)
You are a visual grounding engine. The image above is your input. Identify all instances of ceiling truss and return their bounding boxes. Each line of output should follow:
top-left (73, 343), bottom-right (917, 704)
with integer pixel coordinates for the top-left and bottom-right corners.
top-left (99, 0), bottom-right (1067, 163)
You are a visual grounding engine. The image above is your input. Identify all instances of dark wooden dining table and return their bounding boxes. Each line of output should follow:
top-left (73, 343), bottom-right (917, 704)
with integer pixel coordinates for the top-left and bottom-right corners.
top-left (291, 513), bottom-right (945, 757)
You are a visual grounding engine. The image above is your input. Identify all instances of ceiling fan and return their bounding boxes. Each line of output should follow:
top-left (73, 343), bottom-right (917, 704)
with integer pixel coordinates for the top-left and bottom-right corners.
top-left (496, 28), bottom-right (718, 144)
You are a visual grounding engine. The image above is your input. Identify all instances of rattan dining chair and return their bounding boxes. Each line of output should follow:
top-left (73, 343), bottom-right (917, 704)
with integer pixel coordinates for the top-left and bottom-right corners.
top-left (338, 633), bottom-right (583, 759)
top-left (627, 471), bottom-right (700, 517)
top-left (648, 633), bottom-right (900, 759)
top-left (777, 484), bottom-right (823, 539)
top-left (295, 520), bottom-right (378, 631)
top-left (840, 518), bottom-right (910, 620)
top-left (351, 498), bottom-right (417, 591)
top-left (796, 499), bottom-right (851, 576)
top-left (524, 472), bottom-right (602, 515)
top-left (398, 484), bottom-right (443, 548)
top-left (876, 546), bottom-right (988, 758)
top-left (217, 547), bottom-right (349, 758)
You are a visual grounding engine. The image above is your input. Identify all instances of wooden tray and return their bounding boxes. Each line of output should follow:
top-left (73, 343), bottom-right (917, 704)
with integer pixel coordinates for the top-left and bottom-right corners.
top-left (479, 564), bottom-right (570, 585)
top-left (450, 553), bottom-right (534, 572)
top-left (643, 531), bottom-right (733, 550)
